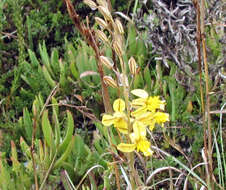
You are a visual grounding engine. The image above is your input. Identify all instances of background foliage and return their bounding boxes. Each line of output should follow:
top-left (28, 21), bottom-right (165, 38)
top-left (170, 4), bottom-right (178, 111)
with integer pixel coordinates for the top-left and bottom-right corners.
top-left (0, 0), bottom-right (225, 189)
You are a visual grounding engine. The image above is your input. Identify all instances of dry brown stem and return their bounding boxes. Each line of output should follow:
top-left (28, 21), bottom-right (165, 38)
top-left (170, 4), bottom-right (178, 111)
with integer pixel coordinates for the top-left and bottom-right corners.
top-left (193, 0), bottom-right (214, 188)
top-left (64, 0), bottom-right (112, 113)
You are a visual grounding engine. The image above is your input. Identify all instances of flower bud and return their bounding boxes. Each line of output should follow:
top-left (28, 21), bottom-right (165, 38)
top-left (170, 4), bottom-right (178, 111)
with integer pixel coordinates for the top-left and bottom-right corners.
top-left (98, 6), bottom-right (112, 21)
top-left (100, 56), bottom-right (114, 69)
top-left (96, 30), bottom-right (109, 44)
top-left (115, 18), bottom-right (124, 34)
top-left (128, 57), bottom-right (137, 75)
top-left (96, 0), bottom-right (108, 7)
top-left (83, 0), bottom-right (97, 10)
top-left (113, 40), bottom-right (123, 57)
top-left (95, 17), bottom-right (108, 29)
top-left (103, 76), bottom-right (118, 88)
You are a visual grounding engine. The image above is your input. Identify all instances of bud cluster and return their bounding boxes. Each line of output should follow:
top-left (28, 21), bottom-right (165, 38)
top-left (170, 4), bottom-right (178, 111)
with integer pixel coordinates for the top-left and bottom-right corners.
top-left (83, 0), bottom-right (138, 90)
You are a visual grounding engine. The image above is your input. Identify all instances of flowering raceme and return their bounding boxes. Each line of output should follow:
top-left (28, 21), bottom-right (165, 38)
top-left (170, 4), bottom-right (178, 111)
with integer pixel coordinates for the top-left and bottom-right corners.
top-left (101, 89), bottom-right (169, 156)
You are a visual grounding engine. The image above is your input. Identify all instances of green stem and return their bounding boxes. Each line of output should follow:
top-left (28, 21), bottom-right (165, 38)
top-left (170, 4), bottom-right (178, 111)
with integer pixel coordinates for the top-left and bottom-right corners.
top-left (168, 80), bottom-right (175, 122)
top-left (119, 57), bottom-right (136, 190)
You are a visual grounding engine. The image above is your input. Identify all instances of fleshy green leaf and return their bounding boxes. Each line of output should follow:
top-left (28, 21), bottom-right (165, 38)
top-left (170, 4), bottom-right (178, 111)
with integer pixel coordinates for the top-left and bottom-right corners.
top-left (41, 110), bottom-right (55, 152)
top-left (58, 111), bottom-right (74, 154)
top-left (54, 136), bottom-right (75, 169)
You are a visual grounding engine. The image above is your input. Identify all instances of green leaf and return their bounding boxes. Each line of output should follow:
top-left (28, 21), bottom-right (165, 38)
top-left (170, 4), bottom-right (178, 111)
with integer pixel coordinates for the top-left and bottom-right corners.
top-left (144, 66), bottom-right (152, 91)
top-left (50, 48), bottom-right (60, 74)
top-left (127, 24), bottom-right (137, 56)
top-left (133, 73), bottom-right (144, 89)
top-left (70, 62), bottom-right (79, 80)
top-left (28, 49), bottom-right (39, 67)
top-left (42, 65), bottom-right (56, 88)
top-left (73, 134), bottom-right (88, 157)
top-left (58, 111), bottom-right (74, 154)
top-left (38, 140), bottom-right (44, 162)
top-left (54, 136), bottom-right (75, 169)
top-left (59, 60), bottom-right (67, 88)
top-left (0, 158), bottom-right (14, 190)
top-left (20, 137), bottom-right (31, 159)
top-left (67, 42), bottom-right (79, 80)
top-left (39, 42), bottom-right (54, 77)
top-left (11, 140), bottom-right (18, 162)
top-left (41, 110), bottom-right (55, 152)
top-left (23, 108), bottom-right (32, 142)
top-left (52, 97), bottom-right (60, 147)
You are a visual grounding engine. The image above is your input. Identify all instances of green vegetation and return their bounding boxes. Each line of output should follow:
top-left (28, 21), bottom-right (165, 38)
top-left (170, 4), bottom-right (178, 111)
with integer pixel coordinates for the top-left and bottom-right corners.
top-left (0, 0), bottom-right (225, 189)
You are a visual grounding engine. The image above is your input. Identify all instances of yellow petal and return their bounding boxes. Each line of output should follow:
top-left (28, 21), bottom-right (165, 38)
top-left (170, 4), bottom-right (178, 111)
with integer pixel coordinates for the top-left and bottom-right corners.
top-left (131, 98), bottom-right (146, 107)
top-left (115, 118), bottom-right (128, 134)
top-left (113, 111), bottom-right (125, 118)
top-left (131, 106), bottom-right (147, 118)
top-left (143, 148), bottom-right (153, 157)
top-left (131, 89), bottom-right (149, 98)
top-left (147, 96), bottom-right (165, 112)
top-left (148, 120), bottom-right (156, 131)
top-left (136, 139), bottom-right (150, 154)
top-left (133, 121), bottom-right (146, 137)
top-left (113, 99), bottom-right (125, 112)
top-left (136, 112), bottom-right (155, 125)
top-left (154, 112), bottom-right (169, 124)
top-left (131, 123), bottom-right (139, 140)
top-left (102, 114), bottom-right (115, 126)
top-left (117, 143), bottom-right (136, 153)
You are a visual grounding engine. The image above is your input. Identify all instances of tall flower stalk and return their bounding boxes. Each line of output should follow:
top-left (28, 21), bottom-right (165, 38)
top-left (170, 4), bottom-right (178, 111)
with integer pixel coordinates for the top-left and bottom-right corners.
top-left (66, 0), bottom-right (169, 189)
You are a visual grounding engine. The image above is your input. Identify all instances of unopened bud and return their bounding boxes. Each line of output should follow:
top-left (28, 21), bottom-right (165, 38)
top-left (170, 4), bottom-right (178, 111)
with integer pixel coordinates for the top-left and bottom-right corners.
top-left (96, 30), bottom-right (109, 44)
top-left (95, 17), bottom-right (108, 29)
top-left (103, 76), bottom-right (118, 88)
top-left (128, 57), bottom-right (137, 75)
top-left (83, 0), bottom-right (97, 10)
top-left (96, 0), bottom-right (108, 7)
top-left (113, 40), bottom-right (123, 57)
top-left (115, 18), bottom-right (124, 34)
top-left (98, 6), bottom-right (112, 21)
top-left (100, 56), bottom-right (114, 69)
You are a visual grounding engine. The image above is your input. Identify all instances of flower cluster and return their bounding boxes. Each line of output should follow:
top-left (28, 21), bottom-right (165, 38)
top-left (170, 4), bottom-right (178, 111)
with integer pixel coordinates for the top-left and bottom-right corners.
top-left (102, 89), bottom-right (169, 156)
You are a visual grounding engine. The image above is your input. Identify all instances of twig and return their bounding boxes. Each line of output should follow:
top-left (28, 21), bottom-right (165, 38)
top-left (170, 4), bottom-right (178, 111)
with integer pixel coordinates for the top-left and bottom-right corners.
top-left (39, 84), bottom-right (59, 118)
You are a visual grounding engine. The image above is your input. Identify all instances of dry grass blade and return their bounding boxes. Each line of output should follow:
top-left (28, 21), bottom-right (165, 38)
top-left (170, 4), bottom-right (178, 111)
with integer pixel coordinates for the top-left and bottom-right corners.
top-left (146, 166), bottom-right (183, 185)
top-left (152, 146), bottom-right (207, 187)
top-left (183, 162), bottom-right (207, 190)
top-left (76, 165), bottom-right (104, 190)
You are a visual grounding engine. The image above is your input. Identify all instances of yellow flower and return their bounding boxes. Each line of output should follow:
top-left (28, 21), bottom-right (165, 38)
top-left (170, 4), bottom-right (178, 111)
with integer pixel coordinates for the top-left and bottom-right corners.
top-left (131, 89), bottom-right (165, 117)
top-left (154, 112), bottom-right (169, 128)
top-left (135, 112), bottom-right (155, 130)
top-left (134, 111), bottom-right (169, 131)
top-left (102, 99), bottom-right (128, 134)
top-left (117, 121), bottom-right (153, 156)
